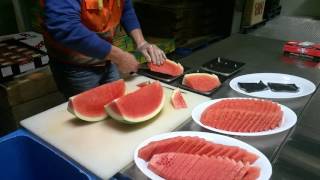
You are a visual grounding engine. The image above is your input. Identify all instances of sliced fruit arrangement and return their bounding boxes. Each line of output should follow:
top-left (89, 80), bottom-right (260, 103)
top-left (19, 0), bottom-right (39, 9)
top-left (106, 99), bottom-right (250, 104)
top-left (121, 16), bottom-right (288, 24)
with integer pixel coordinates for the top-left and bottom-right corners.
top-left (182, 73), bottom-right (221, 92)
top-left (138, 136), bottom-right (260, 180)
top-left (105, 81), bottom-right (165, 124)
top-left (138, 136), bottom-right (258, 164)
top-left (148, 59), bottom-right (184, 76)
top-left (67, 79), bottom-right (125, 121)
top-left (149, 153), bottom-right (260, 180)
top-left (171, 88), bottom-right (187, 109)
top-left (201, 99), bottom-right (283, 132)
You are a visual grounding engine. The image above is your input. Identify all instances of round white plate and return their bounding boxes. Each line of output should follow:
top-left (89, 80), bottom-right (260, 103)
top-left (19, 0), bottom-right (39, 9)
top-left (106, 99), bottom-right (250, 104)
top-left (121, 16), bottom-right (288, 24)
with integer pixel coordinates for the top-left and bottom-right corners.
top-left (134, 131), bottom-right (272, 180)
top-left (192, 98), bottom-right (297, 136)
top-left (229, 73), bottom-right (316, 98)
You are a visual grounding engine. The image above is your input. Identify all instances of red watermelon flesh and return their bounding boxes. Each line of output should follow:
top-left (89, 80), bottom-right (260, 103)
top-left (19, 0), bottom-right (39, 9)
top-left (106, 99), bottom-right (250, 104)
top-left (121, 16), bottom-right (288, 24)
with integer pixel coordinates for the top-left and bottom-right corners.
top-left (243, 167), bottom-right (261, 180)
top-left (148, 59), bottom-right (184, 76)
top-left (171, 88), bottom-right (188, 109)
top-left (182, 73), bottom-right (221, 92)
top-left (148, 153), bottom-right (260, 180)
top-left (67, 79), bottom-right (125, 121)
top-left (136, 80), bottom-right (151, 88)
top-left (201, 99), bottom-right (283, 132)
top-left (138, 136), bottom-right (258, 164)
top-left (105, 81), bottom-right (165, 123)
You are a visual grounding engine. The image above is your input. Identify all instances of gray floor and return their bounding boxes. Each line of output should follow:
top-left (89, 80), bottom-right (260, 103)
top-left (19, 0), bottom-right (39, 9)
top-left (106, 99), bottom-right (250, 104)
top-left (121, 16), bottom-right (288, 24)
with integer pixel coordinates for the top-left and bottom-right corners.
top-left (249, 0), bottom-right (320, 42)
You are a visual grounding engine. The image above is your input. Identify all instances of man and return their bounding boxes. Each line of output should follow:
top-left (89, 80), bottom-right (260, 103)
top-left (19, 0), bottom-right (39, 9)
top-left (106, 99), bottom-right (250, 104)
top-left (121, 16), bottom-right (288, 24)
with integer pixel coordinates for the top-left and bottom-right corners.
top-left (43, 0), bottom-right (166, 98)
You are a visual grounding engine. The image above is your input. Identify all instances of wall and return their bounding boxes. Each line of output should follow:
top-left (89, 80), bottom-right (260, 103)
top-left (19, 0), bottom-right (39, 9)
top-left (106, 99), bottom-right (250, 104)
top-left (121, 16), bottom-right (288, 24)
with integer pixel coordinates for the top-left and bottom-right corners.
top-left (0, 0), bottom-right (18, 35)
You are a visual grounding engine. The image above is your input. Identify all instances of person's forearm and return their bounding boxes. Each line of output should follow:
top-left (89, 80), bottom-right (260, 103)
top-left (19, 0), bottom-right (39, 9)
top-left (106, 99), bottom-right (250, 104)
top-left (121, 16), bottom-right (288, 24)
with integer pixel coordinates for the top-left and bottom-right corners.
top-left (129, 28), bottom-right (146, 48)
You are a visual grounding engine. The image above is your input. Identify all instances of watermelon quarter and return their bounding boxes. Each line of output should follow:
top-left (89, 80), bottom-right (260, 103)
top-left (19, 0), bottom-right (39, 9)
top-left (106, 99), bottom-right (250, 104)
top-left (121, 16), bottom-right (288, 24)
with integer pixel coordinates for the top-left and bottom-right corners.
top-left (67, 79), bottom-right (125, 122)
top-left (105, 81), bottom-right (165, 124)
top-left (182, 73), bottom-right (221, 92)
top-left (171, 88), bottom-right (187, 109)
top-left (148, 59), bottom-right (184, 76)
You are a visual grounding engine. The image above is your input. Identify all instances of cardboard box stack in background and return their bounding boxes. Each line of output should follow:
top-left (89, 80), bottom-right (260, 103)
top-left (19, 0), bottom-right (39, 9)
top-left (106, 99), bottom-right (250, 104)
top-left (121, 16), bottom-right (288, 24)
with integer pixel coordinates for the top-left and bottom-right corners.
top-left (0, 32), bottom-right (65, 136)
top-left (242, 0), bottom-right (266, 26)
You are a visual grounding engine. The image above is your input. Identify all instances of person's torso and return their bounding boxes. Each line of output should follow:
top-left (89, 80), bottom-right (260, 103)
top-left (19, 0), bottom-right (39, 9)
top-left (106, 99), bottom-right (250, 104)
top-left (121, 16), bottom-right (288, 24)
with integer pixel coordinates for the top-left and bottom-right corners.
top-left (43, 0), bottom-right (124, 66)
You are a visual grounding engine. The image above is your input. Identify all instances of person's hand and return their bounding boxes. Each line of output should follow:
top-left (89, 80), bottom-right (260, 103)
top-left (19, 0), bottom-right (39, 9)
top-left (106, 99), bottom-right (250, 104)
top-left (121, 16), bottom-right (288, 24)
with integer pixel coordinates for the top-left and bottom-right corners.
top-left (107, 46), bottom-right (139, 74)
top-left (137, 41), bottom-right (166, 65)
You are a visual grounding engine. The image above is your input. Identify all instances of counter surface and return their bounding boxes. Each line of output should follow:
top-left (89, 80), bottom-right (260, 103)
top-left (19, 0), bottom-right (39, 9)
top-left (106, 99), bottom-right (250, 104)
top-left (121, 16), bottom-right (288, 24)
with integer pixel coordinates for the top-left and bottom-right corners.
top-left (123, 34), bottom-right (320, 179)
top-left (20, 76), bottom-right (210, 179)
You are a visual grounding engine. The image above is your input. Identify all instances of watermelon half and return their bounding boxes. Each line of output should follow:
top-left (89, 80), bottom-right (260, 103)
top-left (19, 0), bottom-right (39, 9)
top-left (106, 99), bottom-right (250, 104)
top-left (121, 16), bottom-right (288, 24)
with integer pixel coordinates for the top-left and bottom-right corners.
top-left (67, 79), bottom-right (125, 122)
top-left (182, 73), bottom-right (221, 92)
top-left (171, 88), bottom-right (187, 109)
top-left (148, 59), bottom-right (184, 76)
top-left (105, 81), bottom-right (165, 124)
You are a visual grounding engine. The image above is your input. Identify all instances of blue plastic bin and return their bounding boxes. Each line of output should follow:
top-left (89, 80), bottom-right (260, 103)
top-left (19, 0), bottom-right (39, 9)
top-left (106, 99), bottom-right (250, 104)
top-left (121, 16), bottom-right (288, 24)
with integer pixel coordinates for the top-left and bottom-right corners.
top-left (0, 129), bottom-right (99, 180)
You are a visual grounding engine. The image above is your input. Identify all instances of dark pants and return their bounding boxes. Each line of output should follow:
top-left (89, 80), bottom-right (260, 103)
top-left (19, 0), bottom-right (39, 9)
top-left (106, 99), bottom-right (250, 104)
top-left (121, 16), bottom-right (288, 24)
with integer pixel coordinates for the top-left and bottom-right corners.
top-left (49, 61), bottom-right (120, 99)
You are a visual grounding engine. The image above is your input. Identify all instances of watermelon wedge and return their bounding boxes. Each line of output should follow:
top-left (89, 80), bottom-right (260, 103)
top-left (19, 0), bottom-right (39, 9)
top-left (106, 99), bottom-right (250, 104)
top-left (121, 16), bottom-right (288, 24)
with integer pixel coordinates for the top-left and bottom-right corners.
top-left (182, 73), bottom-right (221, 92)
top-left (148, 59), bottom-right (184, 76)
top-left (105, 81), bottom-right (165, 123)
top-left (171, 88), bottom-right (187, 109)
top-left (67, 79), bottom-right (125, 122)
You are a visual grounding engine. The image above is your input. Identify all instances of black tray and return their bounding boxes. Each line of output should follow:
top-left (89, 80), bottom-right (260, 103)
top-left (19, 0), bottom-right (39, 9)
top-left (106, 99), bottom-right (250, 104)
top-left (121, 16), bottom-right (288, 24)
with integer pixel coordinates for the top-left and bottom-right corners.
top-left (201, 57), bottom-right (245, 77)
top-left (137, 65), bottom-right (191, 83)
top-left (177, 69), bottom-right (228, 97)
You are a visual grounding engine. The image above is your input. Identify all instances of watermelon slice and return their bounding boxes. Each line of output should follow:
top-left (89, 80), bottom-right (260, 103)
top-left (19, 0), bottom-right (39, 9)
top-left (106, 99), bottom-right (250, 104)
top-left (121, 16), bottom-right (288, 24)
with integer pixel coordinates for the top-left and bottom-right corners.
top-left (182, 73), bottom-right (221, 92)
top-left (148, 153), bottom-right (260, 180)
top-left (171, 88), bottom-right (187, 109)
top-left (105, 81), bottom-right (165, 123)
top-left (200, 99), bottom-right (283, 133)
top-left (148, 59), bottom-right (184, 76)
top-left (136, 80), bottom-right (151, 88)
top-left (67, 79), bottom-right (125, 122)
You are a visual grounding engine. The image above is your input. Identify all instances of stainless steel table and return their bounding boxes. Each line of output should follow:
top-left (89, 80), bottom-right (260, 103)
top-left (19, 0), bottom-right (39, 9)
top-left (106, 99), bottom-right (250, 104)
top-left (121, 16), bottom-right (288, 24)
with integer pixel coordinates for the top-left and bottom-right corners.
top-left (122, 34), bottom-right (320, 179)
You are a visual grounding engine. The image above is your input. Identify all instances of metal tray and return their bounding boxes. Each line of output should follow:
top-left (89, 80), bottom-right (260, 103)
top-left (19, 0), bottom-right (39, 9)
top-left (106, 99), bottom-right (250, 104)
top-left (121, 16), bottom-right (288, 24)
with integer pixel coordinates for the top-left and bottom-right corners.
top-left (177, 69), bottom-right (228, 97)
top-left (201, 57), bottom-right (245, 77)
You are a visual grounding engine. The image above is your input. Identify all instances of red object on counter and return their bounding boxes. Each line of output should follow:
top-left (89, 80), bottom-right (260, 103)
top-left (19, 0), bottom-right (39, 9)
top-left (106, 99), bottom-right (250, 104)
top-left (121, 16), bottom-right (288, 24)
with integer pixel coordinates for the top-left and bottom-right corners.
top-left (283, 41), bottom-right (320, 61)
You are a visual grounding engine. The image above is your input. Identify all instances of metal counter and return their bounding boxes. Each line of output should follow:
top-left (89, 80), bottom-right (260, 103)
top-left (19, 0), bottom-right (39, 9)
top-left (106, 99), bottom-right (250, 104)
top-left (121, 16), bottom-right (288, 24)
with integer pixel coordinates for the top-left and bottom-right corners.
top-left (122, 34), bottom-right (320, 179)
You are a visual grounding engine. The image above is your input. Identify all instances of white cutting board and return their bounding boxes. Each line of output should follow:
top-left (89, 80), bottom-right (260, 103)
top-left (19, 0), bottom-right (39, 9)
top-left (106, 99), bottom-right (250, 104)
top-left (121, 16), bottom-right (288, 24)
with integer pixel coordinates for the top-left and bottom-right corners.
top-left (20, 75), bottom-right (210, 179)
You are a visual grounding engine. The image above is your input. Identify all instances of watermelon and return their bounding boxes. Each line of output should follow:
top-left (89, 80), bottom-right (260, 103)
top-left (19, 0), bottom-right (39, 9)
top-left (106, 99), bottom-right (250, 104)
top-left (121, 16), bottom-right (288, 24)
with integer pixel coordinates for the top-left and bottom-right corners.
top-left (200, 99), bottom-right (283, 133)
top-left (148, 153), bottom-right (260, 180)
top-left (105, 81), bottom-right (165, 123)
top-left (182, 73), bottom-right (221, 92)
top-left (171, 88), bottom-right (187, 109)
top-left (138, 136), bottom-right (258, 164)
top-left (148, 59), bottom-right (184, 76)
top-left (67, 79), bottom-right (125, 122)
top-left (136, 80), bottom-right (151, 88)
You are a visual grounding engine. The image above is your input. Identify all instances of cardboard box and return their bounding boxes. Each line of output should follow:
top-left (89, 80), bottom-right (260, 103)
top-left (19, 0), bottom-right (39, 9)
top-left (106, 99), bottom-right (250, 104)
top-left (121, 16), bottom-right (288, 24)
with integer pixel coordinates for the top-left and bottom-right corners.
top-left (242, 0), bottom-right (266, 26)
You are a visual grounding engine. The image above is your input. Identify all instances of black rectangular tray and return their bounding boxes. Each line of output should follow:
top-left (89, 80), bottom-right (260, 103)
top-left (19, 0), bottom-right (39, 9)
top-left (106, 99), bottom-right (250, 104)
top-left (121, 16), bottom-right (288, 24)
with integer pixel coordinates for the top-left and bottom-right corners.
top-left (201, 57), bottom-right (245, 77)
top-left (177, 69), bottom-right (228, 97)
top-left (137, 65), bottom-right (191, 83)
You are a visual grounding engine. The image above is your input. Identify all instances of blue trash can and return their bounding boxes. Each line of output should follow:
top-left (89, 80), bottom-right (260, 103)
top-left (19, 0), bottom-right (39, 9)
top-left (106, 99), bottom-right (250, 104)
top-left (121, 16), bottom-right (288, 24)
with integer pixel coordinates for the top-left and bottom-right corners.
top-left (0, 129), bottom-right (99, 180)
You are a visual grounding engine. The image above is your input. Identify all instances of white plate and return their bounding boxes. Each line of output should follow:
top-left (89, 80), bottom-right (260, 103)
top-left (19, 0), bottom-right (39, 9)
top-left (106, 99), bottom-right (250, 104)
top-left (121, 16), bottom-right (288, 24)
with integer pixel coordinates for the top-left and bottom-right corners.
top-left (229, 73), bottom-right (316, 98)
top-left (192, 98), bottom-right (297, 136)
top-left (134, 131), bottom-right (272, 180)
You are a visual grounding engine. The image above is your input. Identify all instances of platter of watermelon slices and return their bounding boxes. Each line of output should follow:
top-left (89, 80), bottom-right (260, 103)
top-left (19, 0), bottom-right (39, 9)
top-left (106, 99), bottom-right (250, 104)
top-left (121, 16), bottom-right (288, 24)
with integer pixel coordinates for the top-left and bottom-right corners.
top-left (192, 98), bottom-right (297, 136)
top-left (134, 131), bottom-right (272, 180)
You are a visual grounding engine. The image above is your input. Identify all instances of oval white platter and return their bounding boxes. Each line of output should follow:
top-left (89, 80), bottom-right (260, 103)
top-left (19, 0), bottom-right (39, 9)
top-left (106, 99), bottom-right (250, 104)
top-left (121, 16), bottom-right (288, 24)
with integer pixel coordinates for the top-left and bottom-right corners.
top-left (192, 98), bottom-right (297, 136)
top-left (229, 73), bottom-right (316, 99)
top-left (134, 131), bottom-right (272, 180)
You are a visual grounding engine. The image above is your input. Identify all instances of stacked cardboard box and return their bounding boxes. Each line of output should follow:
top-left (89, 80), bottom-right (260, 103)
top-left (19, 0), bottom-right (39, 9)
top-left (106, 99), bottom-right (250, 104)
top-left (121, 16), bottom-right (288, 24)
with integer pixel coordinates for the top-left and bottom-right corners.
top-left (134, 0), bottom-right (224, 46)
top-left (242, 0), bottom-right (266, 26)
top-left (0, 67), bottom-right (65, 136)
